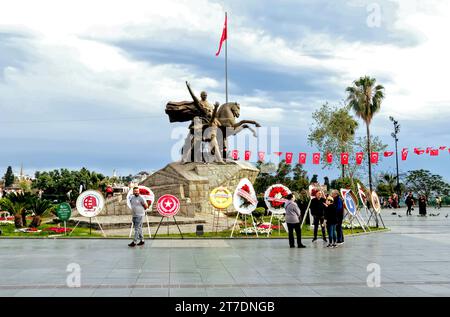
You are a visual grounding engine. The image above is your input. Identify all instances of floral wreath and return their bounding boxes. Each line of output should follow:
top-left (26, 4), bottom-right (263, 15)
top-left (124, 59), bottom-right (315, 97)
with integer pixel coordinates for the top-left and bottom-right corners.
top-left (264, 184), bottom-right (291, 214)
top-left (238, 184), bottom-right (257, 208)
top-left (234, 180), bottom-right (258, 215)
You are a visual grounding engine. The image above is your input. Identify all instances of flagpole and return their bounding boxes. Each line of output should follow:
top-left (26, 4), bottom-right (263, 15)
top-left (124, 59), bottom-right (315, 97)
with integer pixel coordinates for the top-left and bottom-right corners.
top-left (225, 11), bottom-right (228, 104)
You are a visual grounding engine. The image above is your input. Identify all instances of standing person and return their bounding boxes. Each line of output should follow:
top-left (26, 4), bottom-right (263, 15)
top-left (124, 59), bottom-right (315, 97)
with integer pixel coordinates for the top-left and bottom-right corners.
top-left (435, 197), bottom-right (442, 209)
top-left (310, 190), bottom-right (327, 242)
top-left (405, 192), bottom-right (414, 216)
top-left (285, 194), bottom-right (306, 248)
top-left (392, 194), bottom-right (399, 209)
top-left (419, 195), bottom-right (427, 216)
top-left (332, 190), bottom-right (345, 245)
top-left (128, 187), bottom-right (148, 247)
top-left (324, 196), bottom-right (337, 248)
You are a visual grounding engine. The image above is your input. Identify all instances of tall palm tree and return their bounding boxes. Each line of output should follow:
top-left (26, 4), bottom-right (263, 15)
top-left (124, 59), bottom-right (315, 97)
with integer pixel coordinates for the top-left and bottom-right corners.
top-left (346, 76), bottom-right (385, 192)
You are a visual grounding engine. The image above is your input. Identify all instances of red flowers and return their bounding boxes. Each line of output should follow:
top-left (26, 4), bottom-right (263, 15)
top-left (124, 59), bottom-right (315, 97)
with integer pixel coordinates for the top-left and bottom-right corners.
top-left (268, 186), bottom-right (288, 208)
top-left (44, 227), bottom-right (73, 233)
top-left (241, 184), bottom-right (250, 193)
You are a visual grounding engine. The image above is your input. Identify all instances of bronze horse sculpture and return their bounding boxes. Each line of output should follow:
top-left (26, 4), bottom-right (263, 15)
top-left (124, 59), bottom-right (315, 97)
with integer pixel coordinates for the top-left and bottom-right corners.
top-left (165, 82), bottom-right (261, 163)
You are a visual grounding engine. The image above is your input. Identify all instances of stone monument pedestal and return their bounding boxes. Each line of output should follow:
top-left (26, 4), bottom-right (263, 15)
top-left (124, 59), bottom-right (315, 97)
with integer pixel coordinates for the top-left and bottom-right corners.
top-left (140, 161), bottom-right (259, 217)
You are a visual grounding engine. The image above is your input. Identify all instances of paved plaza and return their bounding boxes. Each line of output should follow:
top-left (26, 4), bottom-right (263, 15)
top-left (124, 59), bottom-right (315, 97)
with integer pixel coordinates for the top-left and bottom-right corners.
top-left (1, 208), bottom-right (450, 297)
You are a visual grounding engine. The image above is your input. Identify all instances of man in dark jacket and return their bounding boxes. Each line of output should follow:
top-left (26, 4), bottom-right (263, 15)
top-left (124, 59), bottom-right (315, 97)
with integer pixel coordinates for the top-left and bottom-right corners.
top-left (332, 190), bottom-right (345, 245)
top-left (310, 190), bottom-right (327, 242)
top-left (285, 194), bottom-right (306, 248)
top-left (405, 192), bottom-right (415, 216)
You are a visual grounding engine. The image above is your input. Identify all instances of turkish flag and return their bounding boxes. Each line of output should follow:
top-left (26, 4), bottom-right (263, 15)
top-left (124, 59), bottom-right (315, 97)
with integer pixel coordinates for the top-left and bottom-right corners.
top-left (430, 149), bottom-right (439, 156)
top-left (356, 152), bottom-right (364, 165)
top-left (313, 153), bottom-right (321, 165)
top-left (231, 150), bottom-right (239, 160)
top-left (414, 148), bottom-right (425, 155)
top-left (402, 149), bottom-right (408, 161)
top-left (215, 14), bottom-right (227, 56)
top-left (439, 146), bottom-right (447, 151)
top-left (426, 147), bottom-right (432, 154)
top-left (370, 152), bottom-right (379, 164)
top-left (326, 153), bottom-right (333, 164)
top-left (273, 152), bottom-right (283, 157)
top-left (285, 152), bottom-right (293, 164)
top-left (257, 151), bottom-right (265, 162)
top-left (384, 151), bottom-right (394, 157)
top-left (298, 153), bottom-right (307, 165)
top-left (341, 153), bottom-right (349, 165)
top-left (244, 150), bottom-right (251, 161)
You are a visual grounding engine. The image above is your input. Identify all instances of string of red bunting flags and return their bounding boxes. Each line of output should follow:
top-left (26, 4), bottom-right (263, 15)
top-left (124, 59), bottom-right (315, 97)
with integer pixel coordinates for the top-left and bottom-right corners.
top-left (230, 146), bottom-right (449, 165)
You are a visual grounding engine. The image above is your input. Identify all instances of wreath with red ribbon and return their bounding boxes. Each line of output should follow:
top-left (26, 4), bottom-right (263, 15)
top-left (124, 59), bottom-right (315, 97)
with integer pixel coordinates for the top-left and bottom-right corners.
top-left (267, 186), bottom-right (289, 209)
top-left (239, 184), bottom-right (253, 208)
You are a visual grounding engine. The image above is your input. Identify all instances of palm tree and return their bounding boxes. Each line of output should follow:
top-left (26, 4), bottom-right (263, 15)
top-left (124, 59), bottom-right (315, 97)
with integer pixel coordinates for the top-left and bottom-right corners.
top-left (0, 198), bottom-right (26, 228)
top-left (378, 173), bottom-right (397, 195)
top-left (346, 76), bottom-right (385, 192)
top-left (28, 198), bottom-right (55, 228)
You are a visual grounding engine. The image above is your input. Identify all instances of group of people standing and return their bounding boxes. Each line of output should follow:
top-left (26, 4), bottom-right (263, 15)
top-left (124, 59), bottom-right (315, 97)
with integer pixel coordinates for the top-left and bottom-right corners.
top-left (405, 192), bottom-right (428, 216)
top-left (284, 189), bottom-right (345, 249)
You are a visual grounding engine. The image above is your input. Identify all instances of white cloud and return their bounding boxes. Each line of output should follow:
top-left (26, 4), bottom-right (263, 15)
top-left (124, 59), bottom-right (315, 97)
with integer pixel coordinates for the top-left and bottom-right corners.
top-left (0, 0), bottom-right (449, 176)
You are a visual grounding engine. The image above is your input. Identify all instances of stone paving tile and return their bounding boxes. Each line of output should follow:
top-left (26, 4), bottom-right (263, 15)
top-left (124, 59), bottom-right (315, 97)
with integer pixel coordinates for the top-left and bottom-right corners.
top-left (0, 289), bottom-right (19, 297)
top-left (205, 287), bottom-right (246, 297)
top-left (309, 286), bottom-right (358, 297)
top-left (92, 288), bottom-right (133, 297)
top-left (130, 288), bottom-right (170, 297)
top-left (2, 209), bottom-right (450, 297)
top-left (169, 287), bottom-right (208, 297)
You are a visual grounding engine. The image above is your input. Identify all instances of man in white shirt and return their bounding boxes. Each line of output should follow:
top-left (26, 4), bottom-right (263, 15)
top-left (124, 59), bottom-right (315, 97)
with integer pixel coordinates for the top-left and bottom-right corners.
top-left (128, 187), bottom-right (148, 247)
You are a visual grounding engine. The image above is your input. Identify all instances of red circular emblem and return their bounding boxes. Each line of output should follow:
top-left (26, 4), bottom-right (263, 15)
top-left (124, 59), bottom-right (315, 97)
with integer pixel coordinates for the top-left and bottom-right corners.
top-left (83, 195), bottom-right (97, 210)
top-left (157, 194), bottom-right (180, 217)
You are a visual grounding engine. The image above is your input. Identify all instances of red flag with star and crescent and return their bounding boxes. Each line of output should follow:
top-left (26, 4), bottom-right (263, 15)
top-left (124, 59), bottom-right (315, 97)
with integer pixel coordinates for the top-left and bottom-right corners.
top-left (285, 152), bottom-right (293, 164)
top-left (384, 151), bottom-right (394, 157)
top-left (215, 14), bottom-right (227, 56)
top-left (298, 153), bottom-right (307, 165)
top-left (257, 151), bottom-right (265, 162)
top-left (402, 148), bottom-right (409, 161)
top-left (313, 153), bottom-right (321, 165)
top-left (371, 152), bottom-right (379, 164)
top-left (430, 149), bottom-right (439, 156)
top-left (356, 152), bottom-right (364, 165)
top-left (341, 153), bottom-right (349, 165)
top-left (326, 153), bottom-right (333, 164)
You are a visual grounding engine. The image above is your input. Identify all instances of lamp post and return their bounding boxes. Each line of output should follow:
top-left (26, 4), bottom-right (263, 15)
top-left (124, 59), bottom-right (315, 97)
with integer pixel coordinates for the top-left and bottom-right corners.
top-left (390, 116), bottom-right (401, 196)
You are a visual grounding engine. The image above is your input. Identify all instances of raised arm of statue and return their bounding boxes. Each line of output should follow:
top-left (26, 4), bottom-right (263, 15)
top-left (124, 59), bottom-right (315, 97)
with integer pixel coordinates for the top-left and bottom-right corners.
top-left (186, 81), bottom-right (199, 105)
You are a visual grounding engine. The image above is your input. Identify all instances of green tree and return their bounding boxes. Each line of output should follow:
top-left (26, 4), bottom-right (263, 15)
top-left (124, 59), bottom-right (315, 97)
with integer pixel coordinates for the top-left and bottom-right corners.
top-left (341, 136), bottom-right (387, 183)
top-left (4, 166), bottom-right (15, 187)
top-left (0, 198), bottom-right (26, 228)
top-left (32, 168), bottom-right (106, 202)
top-left (275, 160), bottom-right (292, 183)
top-left (308, 103), bottom-right (358, 178)
top-left (376, 173), bottom-right (397, 198)
top-left (28, 197), bottom-right (55, 228)
top-left (346, 76), bottom-right (385, 192)
top-left (404, 170), bottom-right (449, 199)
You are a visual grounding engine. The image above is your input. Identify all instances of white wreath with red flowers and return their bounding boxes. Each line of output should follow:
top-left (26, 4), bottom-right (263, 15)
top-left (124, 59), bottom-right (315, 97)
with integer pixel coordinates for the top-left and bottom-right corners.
top-left (264, 184), bottom-right (292, 215)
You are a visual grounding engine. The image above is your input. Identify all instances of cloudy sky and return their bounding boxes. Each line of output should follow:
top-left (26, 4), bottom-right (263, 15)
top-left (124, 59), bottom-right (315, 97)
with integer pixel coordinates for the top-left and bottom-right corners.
top-left (0, 0), bottom-right (449, 183)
